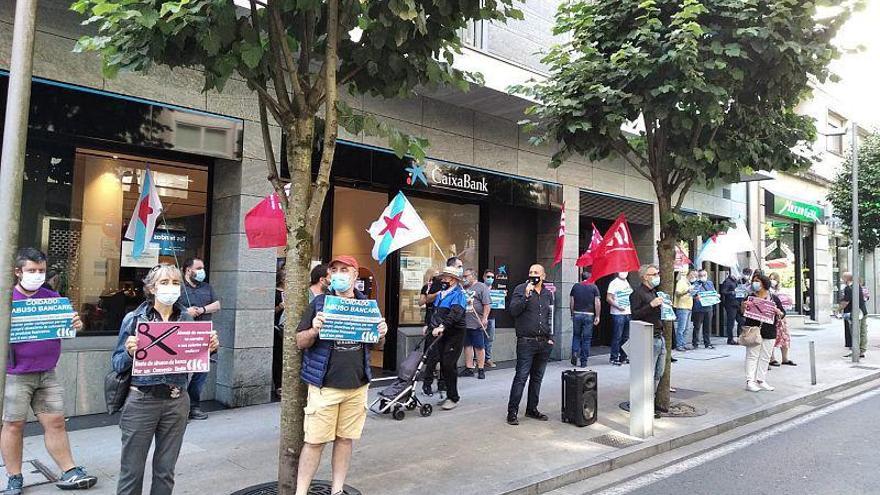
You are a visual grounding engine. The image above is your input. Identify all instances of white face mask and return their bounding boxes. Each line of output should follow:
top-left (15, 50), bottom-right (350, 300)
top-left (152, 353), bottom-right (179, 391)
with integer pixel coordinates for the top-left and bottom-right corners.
top-left (20, 272), bottom-right (46, 291)
top-left (618, 272), bottom-right (628, 279)
top-left (155, 284), bottom-right (181, 306)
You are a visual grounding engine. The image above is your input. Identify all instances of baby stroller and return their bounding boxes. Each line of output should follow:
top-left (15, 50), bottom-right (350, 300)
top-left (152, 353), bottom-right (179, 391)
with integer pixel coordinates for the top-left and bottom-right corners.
top-left (369, 336), bottom-right (439, 421)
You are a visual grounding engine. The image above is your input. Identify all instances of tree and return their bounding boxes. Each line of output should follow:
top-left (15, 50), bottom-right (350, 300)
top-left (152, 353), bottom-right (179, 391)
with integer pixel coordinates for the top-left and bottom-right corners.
top-left (827, 132), bottom-right (880, 253)
top-left (516, 0), bottom-right (854, 409)
top-left (70, 0), bottom-right (521, 491)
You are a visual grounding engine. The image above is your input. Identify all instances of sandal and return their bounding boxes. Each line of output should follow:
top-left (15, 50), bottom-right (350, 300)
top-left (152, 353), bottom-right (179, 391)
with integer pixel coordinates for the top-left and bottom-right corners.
top-left (769, 360), bottom-right (781, 367)
top-left (781, 360), bottom-right (797, 366)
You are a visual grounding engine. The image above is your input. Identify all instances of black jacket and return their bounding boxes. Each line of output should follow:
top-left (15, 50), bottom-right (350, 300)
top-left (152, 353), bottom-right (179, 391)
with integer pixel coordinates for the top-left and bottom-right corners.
top-left (720, 277), bottom-right (739, 308)
top-left (509, 282), bottom-right (553, 338)
top-left (631, 284), bottom-right (662, 338)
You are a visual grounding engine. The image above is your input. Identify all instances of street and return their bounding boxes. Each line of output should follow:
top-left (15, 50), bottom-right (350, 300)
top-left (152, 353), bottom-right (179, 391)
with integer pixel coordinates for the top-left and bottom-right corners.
top-left (594, 387), bottom-right (880, 495)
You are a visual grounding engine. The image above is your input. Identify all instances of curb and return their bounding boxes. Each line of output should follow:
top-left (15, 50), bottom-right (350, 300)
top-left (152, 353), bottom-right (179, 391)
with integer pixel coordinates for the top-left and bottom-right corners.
top-left (498, 370), bottom-right (880, 495)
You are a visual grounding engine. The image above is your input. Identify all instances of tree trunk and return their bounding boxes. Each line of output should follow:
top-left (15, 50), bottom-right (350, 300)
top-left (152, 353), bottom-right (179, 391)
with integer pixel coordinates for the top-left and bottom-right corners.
top-left (277, 116), bottom-right (317, 494)
top-left (655, 198), bottom-right (676, 410)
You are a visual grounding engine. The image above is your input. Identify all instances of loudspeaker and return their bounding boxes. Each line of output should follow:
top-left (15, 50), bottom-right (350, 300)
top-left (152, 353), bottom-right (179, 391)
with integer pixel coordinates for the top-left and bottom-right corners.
top-left (561, 370), bottom-right (597, 427)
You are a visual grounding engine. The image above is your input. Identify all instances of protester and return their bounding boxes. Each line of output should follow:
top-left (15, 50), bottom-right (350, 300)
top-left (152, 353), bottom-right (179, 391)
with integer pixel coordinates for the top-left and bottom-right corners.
top-left (460, 268), bottom-right (492, 379)
top-left (112, 263), bottom-right (219, 495)
top-left (483, 269), bottom-right (498, 367)
top-left (673, 270), bottom-right (696, 351)
top-left (427, 266), bottom-right (468, 409)
top-left (742, 272), bottom-right (785, 392)
top-left (2, 248), bottom-right (97, 495)
top-left (295, 255), bottom-right (388, 495)
top-left (840, 272), bottom-right (868, 358)
top-left (691, 269), bottom-right (716, 349)
top-left (720, 270), bottom-right (743, 345)
top-left (309, 263), bottom-right (330, 303)
top-left (607, 271), bottom-right (633, 366)
top-left (768, 272), bottom-right (796, 367)
top-left (418, 268), bottom-right (438, 324)
top-left (630, 264), bottom-right (666, 417)
top-left (273, 270), bottom-right (286, 398)
top-left (422, 257), bottom-right (461, 396)
top-left (507, 264), bottom-right (554, 425)
top-left (181, 257), bottom-right (221, 421)
top-left (570, 270), bottom-right (600, 367)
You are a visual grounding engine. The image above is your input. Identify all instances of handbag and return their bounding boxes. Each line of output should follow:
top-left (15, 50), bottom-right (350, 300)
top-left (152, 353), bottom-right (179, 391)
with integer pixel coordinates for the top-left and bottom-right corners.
top-left (739, 325), bottom-right (763, 347)
top-left (104, 368), bottom-right (131, 415)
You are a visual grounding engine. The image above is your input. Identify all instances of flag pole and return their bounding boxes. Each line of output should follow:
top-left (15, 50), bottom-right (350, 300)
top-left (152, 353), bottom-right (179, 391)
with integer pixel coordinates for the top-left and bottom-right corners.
top-left (427, 232), bottom-right (447, 262)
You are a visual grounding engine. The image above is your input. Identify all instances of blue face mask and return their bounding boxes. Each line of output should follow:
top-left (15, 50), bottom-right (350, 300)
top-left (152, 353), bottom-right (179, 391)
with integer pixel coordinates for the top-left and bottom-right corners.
top-left (193, 269), bottom-right (206, 282)
top-left (329, 273), bottom-right (352, 293)
top-left (651, 276), bottom-right (661, 288)
top-left (485, 277), bottom-right (494, 286)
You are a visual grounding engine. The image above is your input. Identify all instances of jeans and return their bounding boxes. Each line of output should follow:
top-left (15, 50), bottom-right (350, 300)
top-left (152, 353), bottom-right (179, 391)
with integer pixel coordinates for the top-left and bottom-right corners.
top-left (723, 305), bottom-right (739, 341)
top-left (692, 310), bottom-right (713, 347)
top-left (485, 318), bottom-right (496, 361)
top-left (653, 336), bottom-right (667, 389)
top-left (117, 389), bottom-right (189, 495)
top-left (439, 330), bottom-right (465, 402)
top-left (507, 338), bottom-right (552, 415)
top-left (610, 314), bottom-right (631, 362)
top-left (745, 340), bottom-right (774, 384)
top-left (674, 309), bottom-right (691, 349)
top-left (187, 372), bottom-right (207, 406)
top-left (571, 313), bottom-right (595, 363)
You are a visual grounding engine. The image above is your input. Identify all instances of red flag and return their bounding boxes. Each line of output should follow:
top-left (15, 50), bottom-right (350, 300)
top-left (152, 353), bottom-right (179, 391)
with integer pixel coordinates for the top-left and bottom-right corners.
top-left (552, 202), bottom-right (565, 267)
top-left (587, 214), bottom-right (641, 283)
top-left (244, 193), bottom-right (287, 248)
top-left (674, 244), bottom-right (692, 271)
top-left (576, 224), bottom-right (603, 268)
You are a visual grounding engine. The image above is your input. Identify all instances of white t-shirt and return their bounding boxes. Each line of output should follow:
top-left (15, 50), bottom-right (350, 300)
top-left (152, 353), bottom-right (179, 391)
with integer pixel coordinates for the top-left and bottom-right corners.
top-left (608, 277), bottom-right (633, 315)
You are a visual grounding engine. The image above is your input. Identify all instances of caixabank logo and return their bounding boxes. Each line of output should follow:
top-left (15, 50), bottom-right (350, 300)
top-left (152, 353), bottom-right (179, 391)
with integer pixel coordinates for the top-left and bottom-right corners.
top-left (405, 161), bottom-right (489, 195)
top-left (404, 163), bottom-right (429, 187)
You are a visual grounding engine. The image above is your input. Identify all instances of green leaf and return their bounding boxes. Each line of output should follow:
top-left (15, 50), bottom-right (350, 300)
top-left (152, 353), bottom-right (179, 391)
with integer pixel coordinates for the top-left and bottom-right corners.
top-left (240, 41), bottom-right (263, 69)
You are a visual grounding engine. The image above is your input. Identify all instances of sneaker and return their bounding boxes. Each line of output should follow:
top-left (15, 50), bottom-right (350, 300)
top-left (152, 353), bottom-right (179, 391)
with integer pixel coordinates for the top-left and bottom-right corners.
top-left (525, 410), bottom-right (549, 421)
top-left (670, 357), bottom-right (678, 363)
top-left (477, 369), bottom-right (486, 380)
top-left (844, 352), bottom-right (853, 358)
top-left (675, 347), bottom-right (687, 352)
top-left (746, 381), bottom-right (761, 392)
top-left (486, 359), bottom-right (497, 368)
top-left (459, 368), bottom-right (475, 377)
top-left (55, 466), bottom-right (98, 490)
top-left (579, 360), bottom-right (588, 368)
top-left (441, 399), bottom-right (459, 410)
top-left (189, 406), bottom-right (209, 421)
top-left (758, 381), bottom-right (775, 391)
top-left (706, 344), bottom-right (715, 350)
top-left (610, 360), bottom-right (622, 367)
top-left (624, 358), bottom-right (631, 364)
top-left (5, 474), bottom-right (23, 495)
top-left (570, 354), bottom-right (577, 366)
top-left (507, 413), bottom-right (519, 425)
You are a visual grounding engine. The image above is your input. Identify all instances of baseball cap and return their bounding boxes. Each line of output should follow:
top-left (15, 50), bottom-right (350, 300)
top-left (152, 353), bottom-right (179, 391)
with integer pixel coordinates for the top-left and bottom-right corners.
top-left (329, 255), bottom-right (360, 271)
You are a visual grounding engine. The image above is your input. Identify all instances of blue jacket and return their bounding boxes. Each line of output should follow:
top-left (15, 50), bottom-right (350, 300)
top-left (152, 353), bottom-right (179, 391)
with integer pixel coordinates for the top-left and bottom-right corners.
top-left (301, 290), bottom-right (374, 389)
top-left (692, 280), bottom-right (716, 313)
top-left (112, 301), bottom-right (193, 388)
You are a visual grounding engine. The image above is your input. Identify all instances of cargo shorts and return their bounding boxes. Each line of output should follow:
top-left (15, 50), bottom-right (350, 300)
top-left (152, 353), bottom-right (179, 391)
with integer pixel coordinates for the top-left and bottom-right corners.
top-left (303, 384), bottom-right (369, 445)
top-left (3, 370), bottom-right (65, 422)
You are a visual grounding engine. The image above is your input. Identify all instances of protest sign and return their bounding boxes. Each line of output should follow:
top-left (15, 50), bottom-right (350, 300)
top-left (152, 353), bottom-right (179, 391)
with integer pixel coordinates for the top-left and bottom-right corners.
top-left (743, 297), bottom-right (777, 324)
top-left (615, 287), bottom-right (633, 310)
top-left (697, 290), bottom-right (720, 306)
top-left (658, 291), bottom-right (677, 321)
top-left (10, 298), bottom-right (76, 343)
top-left (320, 296), bottom-right (382, 343)
top-left (489, 289), bottom-right (507, 310)
top-left (777, 293), bottom-right (795, 311)
top-left (133, 321), bottom-right (212, 376)
top-left (735, 284), bottom-right (751, 299)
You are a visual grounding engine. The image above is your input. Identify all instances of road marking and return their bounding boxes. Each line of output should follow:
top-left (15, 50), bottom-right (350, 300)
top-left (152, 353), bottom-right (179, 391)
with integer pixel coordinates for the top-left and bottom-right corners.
top-left (593, 387), bottom-right (880, 495)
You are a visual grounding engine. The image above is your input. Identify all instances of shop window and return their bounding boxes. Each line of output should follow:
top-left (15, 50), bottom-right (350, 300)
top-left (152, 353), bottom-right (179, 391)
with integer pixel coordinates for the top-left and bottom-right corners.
top-left (18, 146), bottom-right (209, 335)
top-left (398, 197), bottom-right (480, 325)
top-left (763, 220), bottom-right (797, 310)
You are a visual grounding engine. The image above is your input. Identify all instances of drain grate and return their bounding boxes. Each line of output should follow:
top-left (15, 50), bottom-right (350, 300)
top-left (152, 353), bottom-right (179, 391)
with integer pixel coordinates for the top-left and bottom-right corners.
top-left (807, 398), bottom-right (835, 407)
top-left (230, 481), bottom-right (361, 495)
top-left (589, 431), bottom-right (642, 449)
top-left (852, 365), bottom-right (880, 370)
top-left (1, 459), bottom-right (57, 488)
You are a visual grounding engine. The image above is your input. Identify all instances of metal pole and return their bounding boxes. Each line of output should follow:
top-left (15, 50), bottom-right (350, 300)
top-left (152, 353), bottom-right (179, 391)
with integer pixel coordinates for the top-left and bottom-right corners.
top-left (809, 340), bottom-right (817, 385)
top-left (0, 0), bottom-right (39, 411)
top-left (851, 122), bottom-right (860, 364)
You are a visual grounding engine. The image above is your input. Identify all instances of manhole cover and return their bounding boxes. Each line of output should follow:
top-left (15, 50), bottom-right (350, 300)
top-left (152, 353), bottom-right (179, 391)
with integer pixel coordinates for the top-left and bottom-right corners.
top-left (230, 481), bottom-right (361, 495)
top-left (619, 401), bottom-right (708, 417)
top-left (807, 398), bottom-right (834, 407)
top-left (589, 431), bottom-right (642, 449)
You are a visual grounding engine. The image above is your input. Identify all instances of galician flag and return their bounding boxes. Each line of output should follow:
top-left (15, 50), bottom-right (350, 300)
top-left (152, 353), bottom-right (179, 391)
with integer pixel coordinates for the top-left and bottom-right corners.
top-left (369, 192), bottom-right (431, 264)
top-left (552, 202), bottom-right (566, 267)
top-left (124, 168), bottom-right (163, 258)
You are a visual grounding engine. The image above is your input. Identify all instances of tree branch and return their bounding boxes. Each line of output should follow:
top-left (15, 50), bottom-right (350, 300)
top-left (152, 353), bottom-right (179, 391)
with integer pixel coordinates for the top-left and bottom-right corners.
top-left (612, 137), bottom-right (653, 182)
top-left (252, 0), bottom-right (292, 115)
top-left (259, 97), bottom-right (289, 211)
top-left (674, 176), bottom-right (695, 212)
top-left (306, 0), bottom-right (340, 233)
top-left (268, 2), bottom-right (307, 113)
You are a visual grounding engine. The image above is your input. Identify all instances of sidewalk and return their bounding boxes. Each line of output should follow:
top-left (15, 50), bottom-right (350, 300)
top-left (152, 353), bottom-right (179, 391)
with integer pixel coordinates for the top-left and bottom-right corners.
top-left (5, 320), bottom-right (878, 495)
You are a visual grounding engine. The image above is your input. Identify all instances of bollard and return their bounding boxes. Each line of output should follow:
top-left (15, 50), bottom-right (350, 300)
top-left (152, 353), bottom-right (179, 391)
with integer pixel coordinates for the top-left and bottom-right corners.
top-left (809, 340), bottom-right (817, 386)
top-left (629, 321), bottom-right (654, 438)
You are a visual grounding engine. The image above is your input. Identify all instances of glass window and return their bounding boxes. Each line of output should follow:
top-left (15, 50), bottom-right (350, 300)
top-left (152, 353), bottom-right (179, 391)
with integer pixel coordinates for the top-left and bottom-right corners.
top-left (763, 220), bottom-right (797, 310)
top-left (826, 111), bottom-right (846, 155)
top-left (398, 198), bottom-right (479, 325)
top-left (18, 146), bottom-right (209, 335)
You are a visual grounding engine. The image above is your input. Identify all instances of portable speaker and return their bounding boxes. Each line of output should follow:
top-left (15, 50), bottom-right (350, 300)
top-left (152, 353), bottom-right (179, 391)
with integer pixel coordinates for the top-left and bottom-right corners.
top-left (561, 369), bottom-right (598, 427)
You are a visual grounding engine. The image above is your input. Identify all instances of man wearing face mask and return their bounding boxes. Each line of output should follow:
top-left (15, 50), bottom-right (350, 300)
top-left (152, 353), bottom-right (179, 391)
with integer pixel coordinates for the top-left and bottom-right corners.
top-left (460, 268), bottom-right (491, 379)
top-left (295, 255), bottom-right (389, 495)
top-left (2, 248), bottom-right (97, 495)
top-left (181, 257), bottom-right (221, 421)
top-left (483, 270), bottom-right (498, 367)
top-left (506, 264), bottom-right (554, 426)
top-left (720, 270), bottom-right (742, 346)
top-left (630, 264), bottom-right (667, 417)
top-left (421, 256), bottom-right (463, 396)
top-left (607, 271), bottom-right (634, 366)
top-left (691, 269), bottom-right (716, 349)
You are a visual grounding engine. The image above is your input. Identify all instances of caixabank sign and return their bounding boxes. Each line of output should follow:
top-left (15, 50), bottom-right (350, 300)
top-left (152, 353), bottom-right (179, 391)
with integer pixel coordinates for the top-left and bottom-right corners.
top-left (406, 160), bottom-right (489, 195)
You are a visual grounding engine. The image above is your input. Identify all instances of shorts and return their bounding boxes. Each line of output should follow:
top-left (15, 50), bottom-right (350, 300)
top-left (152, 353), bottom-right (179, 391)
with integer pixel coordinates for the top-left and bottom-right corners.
top-left (303, 384), bottom-right (369, 444)
top-left (466, 328), bottom-right (486, 349)
top-left (3, 370), bottom-right (65, 422)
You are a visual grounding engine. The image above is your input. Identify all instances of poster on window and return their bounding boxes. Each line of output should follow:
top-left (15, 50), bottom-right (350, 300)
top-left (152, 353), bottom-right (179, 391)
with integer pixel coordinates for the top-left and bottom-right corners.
top-left (489, 289), bottom-right (507, 310)
top-left (10, 298), bottom-right (76, 343)
top-left (132, 321), bottom-right (213, 376)
top-left (121, 240), bottom-right (160, 268)
top-left (401, 270), bottom-right (424, 291)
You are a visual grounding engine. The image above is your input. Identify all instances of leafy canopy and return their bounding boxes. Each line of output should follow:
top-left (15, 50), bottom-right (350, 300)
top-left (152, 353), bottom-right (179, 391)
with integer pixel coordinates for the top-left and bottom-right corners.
top-left (827, 133), bottom-right (880, 251)
top-left (517, 0), bottom-right (855, 196)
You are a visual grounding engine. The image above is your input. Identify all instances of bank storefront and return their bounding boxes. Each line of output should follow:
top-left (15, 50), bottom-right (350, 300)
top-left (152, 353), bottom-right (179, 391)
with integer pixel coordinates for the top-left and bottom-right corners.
top-left (314, 141), bottom-right (563, 372)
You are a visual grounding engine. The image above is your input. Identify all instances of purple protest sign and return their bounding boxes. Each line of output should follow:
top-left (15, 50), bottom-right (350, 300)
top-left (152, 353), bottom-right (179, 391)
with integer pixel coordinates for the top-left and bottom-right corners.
top-left (133, 321), bottom-right (212, 376)
top-left (743, 297), bottom-right (777, 325)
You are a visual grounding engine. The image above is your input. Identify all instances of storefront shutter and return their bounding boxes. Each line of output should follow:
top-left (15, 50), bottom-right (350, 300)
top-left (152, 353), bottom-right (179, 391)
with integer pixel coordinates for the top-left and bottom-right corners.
top-left (579, 191), bottom-right (654, 226)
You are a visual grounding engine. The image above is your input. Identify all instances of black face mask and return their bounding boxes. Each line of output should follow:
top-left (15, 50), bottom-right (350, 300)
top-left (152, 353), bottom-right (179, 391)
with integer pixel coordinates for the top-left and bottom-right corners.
top-left (440, 282), bottom-right (450, 291)
top-left (528, 276), bottom-right (541, 286)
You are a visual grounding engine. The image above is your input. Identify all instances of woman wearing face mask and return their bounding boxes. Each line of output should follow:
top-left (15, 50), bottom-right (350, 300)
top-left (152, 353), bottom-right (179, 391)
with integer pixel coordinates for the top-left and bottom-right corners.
top-left (741, 273), bottom-right (786, 392)
top-left (111, 264), bottom-right (219, 495)
top-left (767, 272), bottom-right (795, 367)
top-left (673, 270), bottom-right (697, 351)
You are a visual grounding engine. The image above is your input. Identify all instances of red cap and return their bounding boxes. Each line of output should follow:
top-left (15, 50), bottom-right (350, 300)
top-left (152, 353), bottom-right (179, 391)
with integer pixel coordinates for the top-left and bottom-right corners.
top-left (329, 255), bottom-right (359, 271)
